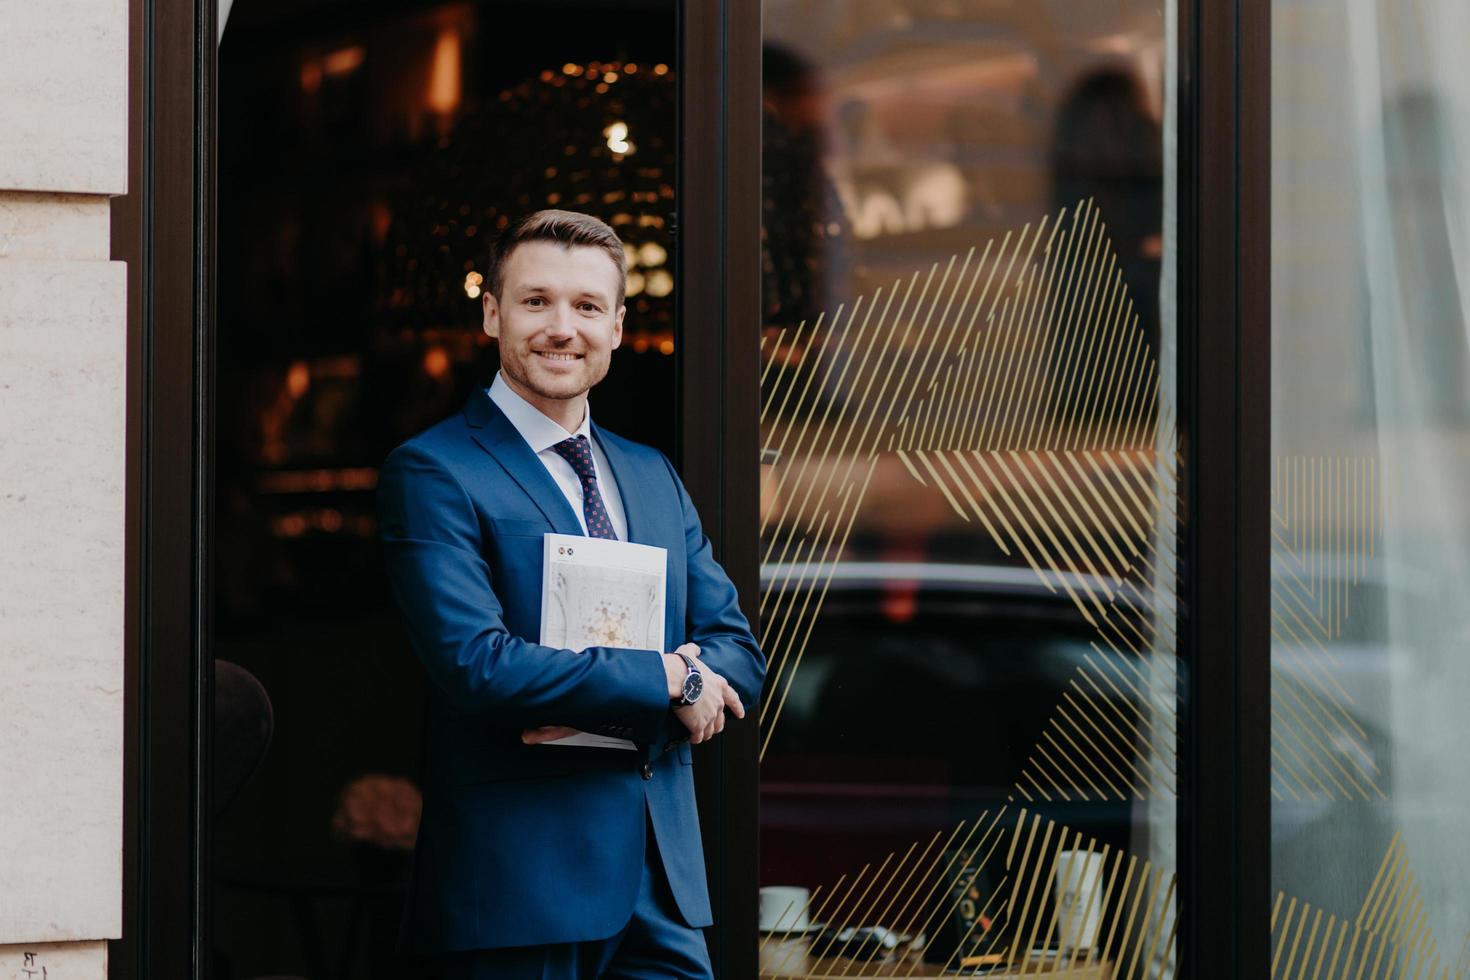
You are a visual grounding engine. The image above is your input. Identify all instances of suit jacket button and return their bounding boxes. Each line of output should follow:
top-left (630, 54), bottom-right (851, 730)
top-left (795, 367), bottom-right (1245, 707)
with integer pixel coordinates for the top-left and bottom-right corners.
top-left (640, 763), bottom-right (653, 780)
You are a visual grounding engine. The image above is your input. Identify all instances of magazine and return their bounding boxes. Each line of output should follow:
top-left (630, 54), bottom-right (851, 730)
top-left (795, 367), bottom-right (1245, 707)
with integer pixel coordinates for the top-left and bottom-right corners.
top-left (539, 533), bottom-right (667, 749)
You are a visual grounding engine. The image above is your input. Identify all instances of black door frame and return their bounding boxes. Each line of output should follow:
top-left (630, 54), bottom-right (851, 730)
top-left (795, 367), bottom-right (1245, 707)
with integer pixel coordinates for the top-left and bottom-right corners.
top-left (1180, 0), bottom-right (1272, 974)
top-left (113, 0), bottom-right (217, 974)
top-left (111, 0), bottom-right (1270, 976)
top-left (678, 1), bottom-right (763, 977)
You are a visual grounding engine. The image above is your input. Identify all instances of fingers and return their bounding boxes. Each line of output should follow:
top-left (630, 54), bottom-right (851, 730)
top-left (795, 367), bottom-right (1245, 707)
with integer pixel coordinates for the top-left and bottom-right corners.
top-left (673, 667), bottom-right (746, 743)
top-left (694, 705), bottom-right (717, 744)
top-left (697, 714), bottom-right (723, 743)
top-left (723, 682), bottom-right (745, 720)
top-left (704, 669), bottom-right (744, 719)
top-left (688, 698), bottom-right (723, 744)
top-left (677, 642), bottom-right (703, 659)
top-left (521, 725), bottom-right (579, 744)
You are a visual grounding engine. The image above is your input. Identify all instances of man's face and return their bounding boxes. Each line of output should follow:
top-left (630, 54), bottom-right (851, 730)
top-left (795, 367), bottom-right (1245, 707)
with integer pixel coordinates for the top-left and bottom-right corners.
top-left (482, 240), bottom-right (625, 412)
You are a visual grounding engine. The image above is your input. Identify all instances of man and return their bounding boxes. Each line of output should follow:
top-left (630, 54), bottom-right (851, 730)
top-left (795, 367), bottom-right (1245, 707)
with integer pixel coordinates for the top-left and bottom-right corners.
top-left (377, 209), bottom-right (764, 979)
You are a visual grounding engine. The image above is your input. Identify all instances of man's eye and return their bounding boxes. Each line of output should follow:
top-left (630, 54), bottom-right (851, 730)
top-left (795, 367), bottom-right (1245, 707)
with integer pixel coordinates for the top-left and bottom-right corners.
top-left (526, 297), bottom-right (545, 307)
top-left (580, 303), bottom-right (601, 313)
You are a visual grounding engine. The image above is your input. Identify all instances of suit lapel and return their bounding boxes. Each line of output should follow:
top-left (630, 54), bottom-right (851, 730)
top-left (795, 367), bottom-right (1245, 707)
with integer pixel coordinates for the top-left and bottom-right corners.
top-left (462, 388), bottom-right (584, 535)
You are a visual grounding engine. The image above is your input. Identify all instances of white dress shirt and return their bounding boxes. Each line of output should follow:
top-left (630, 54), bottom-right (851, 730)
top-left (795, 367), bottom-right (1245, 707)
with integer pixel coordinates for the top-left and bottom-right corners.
top-left (487, 372), bottom-right (628, 541)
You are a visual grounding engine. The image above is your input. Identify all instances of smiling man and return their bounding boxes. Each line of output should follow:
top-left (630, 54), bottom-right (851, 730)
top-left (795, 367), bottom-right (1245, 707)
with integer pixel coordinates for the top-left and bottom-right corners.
top-left (376, 210), bottom-right (765, 979)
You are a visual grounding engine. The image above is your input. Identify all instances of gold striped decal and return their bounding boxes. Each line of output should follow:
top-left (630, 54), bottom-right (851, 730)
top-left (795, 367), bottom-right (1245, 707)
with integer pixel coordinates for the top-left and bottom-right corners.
top-left (759, 809), bottom-right (1178, 979)
top-left (1270, 455), bottom-right (1386, 801)
top-left (762, 835), bottom-right (1458, 979)
top-left (758, 203), bottom-right (1184, 979)
top-left (756, 212), bottom-right (1453, 977)
top-left (1266, 837), bottom-right (1457, 979)
top-left (759, 202), bottom-right (1179, 797)
top-left (759, 212), bottom-right (1395, 815)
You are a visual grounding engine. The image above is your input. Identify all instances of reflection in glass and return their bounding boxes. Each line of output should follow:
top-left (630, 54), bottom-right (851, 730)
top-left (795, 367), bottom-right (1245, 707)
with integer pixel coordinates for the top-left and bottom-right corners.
top-left (1270, 0), bottom-right (1470, 969)
top-left (758, 2), bottom-right (1178, 975)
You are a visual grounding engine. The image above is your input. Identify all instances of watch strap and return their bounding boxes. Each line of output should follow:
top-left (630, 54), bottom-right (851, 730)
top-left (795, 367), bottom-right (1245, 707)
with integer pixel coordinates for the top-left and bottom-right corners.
top-left (674, 653), bottom-right (701, 705)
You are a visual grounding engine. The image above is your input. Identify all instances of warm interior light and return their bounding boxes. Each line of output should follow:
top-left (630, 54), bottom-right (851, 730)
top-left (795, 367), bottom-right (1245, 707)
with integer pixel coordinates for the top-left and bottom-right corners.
top-left (323, 45), bottom-right (365, 76)
top-left (258, 468), bottom-right (379, 494)
top-left (637, 242), bottom-right (667, 268)
top-left (427, 29), bottom-right (462, 115)
top-left (300, 61), bottom-right (323, 95)
top-left (603, 121), bottom-right (634, 155)
top-left (286, 361), bottom-right (310, 399)
top-left (423, 346), bottom-right (451, 379)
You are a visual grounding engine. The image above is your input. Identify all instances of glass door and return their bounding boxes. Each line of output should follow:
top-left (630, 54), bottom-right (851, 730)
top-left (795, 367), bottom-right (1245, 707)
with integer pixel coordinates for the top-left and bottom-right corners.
top-left (754, 3), bottom-right (1185, 975)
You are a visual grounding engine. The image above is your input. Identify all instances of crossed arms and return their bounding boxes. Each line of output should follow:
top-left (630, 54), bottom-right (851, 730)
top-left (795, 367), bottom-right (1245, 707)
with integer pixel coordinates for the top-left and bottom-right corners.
top-left (377, 443), bottom-right (765, 751)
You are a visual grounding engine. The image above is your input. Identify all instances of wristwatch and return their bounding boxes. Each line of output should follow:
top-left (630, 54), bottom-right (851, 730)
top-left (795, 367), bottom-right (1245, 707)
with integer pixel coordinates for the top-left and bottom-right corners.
top-left (673, 653), bottom-right (703, 706)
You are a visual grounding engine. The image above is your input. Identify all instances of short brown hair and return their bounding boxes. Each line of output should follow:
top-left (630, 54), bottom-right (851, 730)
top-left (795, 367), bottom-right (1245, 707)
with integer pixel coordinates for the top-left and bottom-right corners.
top-left (488, 209), bottom-right (627, 305)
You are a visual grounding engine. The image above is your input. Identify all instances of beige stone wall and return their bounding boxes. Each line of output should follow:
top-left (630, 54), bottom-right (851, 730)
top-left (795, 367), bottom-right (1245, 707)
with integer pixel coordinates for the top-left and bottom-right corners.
top-left (0, 0), bottom-right (129, 972)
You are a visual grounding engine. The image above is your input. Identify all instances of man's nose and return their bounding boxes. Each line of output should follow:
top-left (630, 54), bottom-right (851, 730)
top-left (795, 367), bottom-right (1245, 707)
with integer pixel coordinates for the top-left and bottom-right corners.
top-left (544, 304), bottom-right (577, 339)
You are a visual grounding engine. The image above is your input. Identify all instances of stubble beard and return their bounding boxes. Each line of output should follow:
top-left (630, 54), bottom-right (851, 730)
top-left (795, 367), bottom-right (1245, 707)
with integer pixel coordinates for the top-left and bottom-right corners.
top-left (503, 347), bottom-right (610, 405)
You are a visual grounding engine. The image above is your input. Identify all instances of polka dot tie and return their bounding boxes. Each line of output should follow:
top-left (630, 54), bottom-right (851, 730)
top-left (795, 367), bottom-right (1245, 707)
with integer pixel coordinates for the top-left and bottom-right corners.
top-left (550, 434), bottom-right (617, 540)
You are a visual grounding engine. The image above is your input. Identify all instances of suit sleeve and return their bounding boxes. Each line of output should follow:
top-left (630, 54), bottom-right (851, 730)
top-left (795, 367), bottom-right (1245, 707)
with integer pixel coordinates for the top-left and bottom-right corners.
top-left (377, 443), bottom-right (671, 741)
top-left (652, 451), bottom-right (767, 754)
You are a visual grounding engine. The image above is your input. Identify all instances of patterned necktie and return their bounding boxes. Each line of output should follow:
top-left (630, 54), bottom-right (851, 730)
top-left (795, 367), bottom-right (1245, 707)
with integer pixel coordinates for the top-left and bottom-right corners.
top-left (549, 434), bottom-right (617, 539)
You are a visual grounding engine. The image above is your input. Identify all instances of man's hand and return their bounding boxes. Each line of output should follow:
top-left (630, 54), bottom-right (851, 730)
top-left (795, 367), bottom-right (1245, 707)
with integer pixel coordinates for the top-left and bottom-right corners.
top-left (521, 725), bottom-right (580, 744)
top-left (667, 643), bottom-right (745, 744)
top-left (522, 648), bottom-right (692, 744)
top-left (522, 644), bottom-right (745, 746)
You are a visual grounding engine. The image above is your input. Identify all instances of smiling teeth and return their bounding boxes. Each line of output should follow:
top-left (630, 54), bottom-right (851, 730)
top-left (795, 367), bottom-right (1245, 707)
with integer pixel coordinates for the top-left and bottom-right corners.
top-left (538, 352), bottom-right (578, 360)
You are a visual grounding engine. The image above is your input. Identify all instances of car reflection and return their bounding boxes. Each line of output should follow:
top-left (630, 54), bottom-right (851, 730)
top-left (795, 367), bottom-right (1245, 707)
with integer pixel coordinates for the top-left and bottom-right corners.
top-left (758, 560), bottom-right (1142, 890)
top-left (757, 555), bottom-right (1403, 894)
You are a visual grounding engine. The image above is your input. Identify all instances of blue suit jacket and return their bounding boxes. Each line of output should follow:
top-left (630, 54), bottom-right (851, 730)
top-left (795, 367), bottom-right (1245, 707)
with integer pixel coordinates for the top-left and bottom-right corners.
top-left (376, 388), bottom-right (765, 952)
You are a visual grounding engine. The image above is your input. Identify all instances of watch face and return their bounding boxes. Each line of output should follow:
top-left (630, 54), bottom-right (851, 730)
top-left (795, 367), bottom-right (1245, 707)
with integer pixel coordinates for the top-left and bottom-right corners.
top-left (684, 670), bottom-right (703, 703)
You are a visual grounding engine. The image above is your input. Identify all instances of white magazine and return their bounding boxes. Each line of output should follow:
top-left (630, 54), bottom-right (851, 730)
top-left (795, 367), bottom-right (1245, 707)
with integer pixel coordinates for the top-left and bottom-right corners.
top-left (539, 533), bottom-right (667, 750)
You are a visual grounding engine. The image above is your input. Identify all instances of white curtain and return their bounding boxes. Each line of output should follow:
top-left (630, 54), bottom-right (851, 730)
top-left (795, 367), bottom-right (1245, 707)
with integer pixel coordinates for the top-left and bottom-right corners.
top-left (1273, 0), bottom-right (1470, 948)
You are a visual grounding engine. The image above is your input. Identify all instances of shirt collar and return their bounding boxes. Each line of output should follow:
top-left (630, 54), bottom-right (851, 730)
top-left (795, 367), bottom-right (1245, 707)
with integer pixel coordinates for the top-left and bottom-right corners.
top-left (487, 371), bottom-right (592, 455)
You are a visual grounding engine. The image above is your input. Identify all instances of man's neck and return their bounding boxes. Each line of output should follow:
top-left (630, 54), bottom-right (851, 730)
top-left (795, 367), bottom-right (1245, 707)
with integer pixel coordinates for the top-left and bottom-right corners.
top-left (499, 371), bottom-right (586, 434)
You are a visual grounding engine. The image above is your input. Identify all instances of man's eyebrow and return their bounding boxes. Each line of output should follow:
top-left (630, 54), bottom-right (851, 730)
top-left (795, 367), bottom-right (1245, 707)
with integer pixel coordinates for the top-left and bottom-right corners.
top-left (512, 283), bottom-right (612, 302)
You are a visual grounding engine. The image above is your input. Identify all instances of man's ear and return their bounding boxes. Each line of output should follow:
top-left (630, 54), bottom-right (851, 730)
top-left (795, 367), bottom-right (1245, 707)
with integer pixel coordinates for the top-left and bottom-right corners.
top-left (611, 303), bottom-right (625, 350)
top-left (482, 290), bottom-right (500, 340)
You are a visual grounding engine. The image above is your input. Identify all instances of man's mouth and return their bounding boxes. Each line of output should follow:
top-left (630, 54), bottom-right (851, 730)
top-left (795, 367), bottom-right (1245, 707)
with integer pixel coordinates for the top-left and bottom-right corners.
top-left (533, 351), bottom-right (583, 362)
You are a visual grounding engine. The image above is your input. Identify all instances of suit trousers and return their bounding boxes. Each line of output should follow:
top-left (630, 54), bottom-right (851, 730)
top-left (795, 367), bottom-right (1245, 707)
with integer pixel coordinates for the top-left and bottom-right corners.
top-left (429, 810), bottom-right (714, 980)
